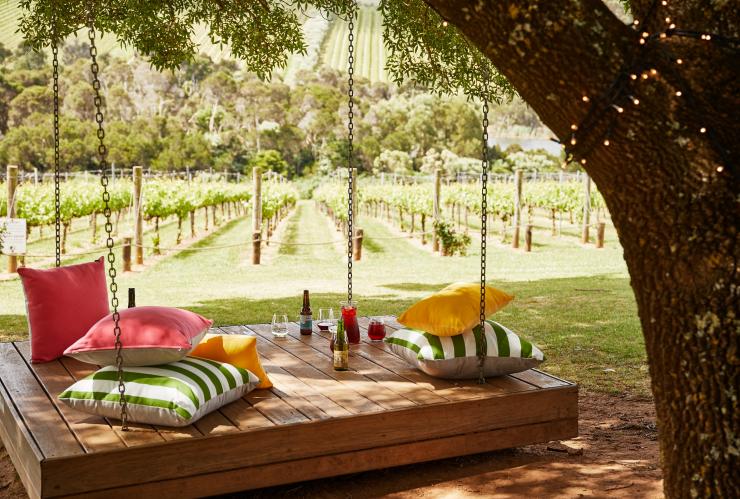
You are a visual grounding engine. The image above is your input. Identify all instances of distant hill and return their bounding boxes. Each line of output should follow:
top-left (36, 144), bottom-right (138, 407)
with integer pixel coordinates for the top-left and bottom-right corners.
top-left (0, 0), bottom-right (388, 83)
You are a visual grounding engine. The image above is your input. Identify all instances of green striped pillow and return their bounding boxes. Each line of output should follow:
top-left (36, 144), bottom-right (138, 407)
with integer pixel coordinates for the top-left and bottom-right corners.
top-left (59, 357), bottom-right (260, 427)
top-left (385, 320), bottom-right (544, 379)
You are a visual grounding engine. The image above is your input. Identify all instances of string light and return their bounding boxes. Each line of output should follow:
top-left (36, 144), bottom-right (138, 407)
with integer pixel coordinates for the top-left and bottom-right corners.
top-left (442, 20), bottom-right (448, 27)
top-left (557, 0), bottom-right (738, 173)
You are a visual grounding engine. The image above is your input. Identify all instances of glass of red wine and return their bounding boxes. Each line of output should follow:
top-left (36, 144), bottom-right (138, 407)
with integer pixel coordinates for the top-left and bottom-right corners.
top-left (368, 318), bottom-right (386, 341)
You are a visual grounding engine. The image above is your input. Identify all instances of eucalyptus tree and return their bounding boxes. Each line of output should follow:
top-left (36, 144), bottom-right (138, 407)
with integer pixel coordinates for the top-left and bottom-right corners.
top-left (19, 0), bottom-right (739, 495)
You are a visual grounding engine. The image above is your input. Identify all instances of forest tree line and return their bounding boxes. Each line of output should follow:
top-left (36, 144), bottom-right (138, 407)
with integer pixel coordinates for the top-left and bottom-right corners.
top-left (0, 40), bottom-right (561, 178)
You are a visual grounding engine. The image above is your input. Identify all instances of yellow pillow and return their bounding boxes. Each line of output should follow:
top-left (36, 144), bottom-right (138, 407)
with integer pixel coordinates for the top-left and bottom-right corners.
top-left (190, 334), bottom-right (272, 389)
top-left (398, 282), bottom-right (513, 336)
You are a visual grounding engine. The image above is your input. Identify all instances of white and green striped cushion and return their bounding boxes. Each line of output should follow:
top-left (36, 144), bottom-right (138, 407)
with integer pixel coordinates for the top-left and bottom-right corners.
top-left (59, 357), bottom-right (260, 427)
top-left (385, 320), bottom-right (544, 379)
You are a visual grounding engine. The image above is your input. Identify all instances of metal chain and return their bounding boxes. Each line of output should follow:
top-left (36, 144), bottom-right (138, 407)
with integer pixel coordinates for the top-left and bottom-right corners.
top-left (52, 40), bottom-right (61, 268)
top-left (346, 1), bottom-right (356, 303)
top-left (87, 15), bottom-right (128, 430)
top-left (478, 79), bottom-right (490, 385)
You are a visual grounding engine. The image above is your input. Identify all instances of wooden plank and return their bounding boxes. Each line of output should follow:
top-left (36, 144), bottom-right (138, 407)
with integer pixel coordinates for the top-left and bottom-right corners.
top-left (0, 360), bottom-right (44, 499)
top-left (244, 389), bottom-right (310, 425)
top-left (299, 322), bottom-right (450, 406)
top-left (243, 325), bottom-right (384, 415)
top-left (217, 398), bottom-right (275, 430)
top-left (58, 357), bottom-right (167, 447)
top-left (14, 342), bottom-right (125, 453)
top-left (47, 418), bottom-right (578, 498)
top-left (0, 343), bottom-right (84, 459)
top-left (220, 325), bottom-right (349, 420)
top-left (253, 323), bottom-right (417, 411)
top-left (41, 384), bottom-right (578, 496)
top-left (511, 369), bottom-right (571, 389)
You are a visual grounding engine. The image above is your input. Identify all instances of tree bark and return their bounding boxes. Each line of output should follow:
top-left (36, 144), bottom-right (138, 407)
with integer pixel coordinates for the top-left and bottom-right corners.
top-left (424, 0), bottom-right (739, 496)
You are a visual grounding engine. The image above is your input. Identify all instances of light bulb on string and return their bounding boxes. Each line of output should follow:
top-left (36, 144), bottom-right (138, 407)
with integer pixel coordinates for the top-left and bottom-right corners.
top-left (650, 68), bottom-right (658, 76)
top-left (676, 58), bottom-right (683, 64)
top-left (630, 73), bottom-right (638, 80)
top-left (580, 158), bottom-right (587, 165)
top-left (641, 72), bottom-right (649, 79)
top-left (571, 124), bottom-right (578, 130)
top-left (669, 24), bottom-right (676, 29)
top-left (442, 20), bottom-right (448, 27)
top-left (582, 95), bottom-right (590, 102)
top-left (676, 90), bottom-right (682, 96)
top-left (700, 127), bottom-right (707, 133)
top-left (717, 166), bottom-right (724, 172)
top-left (603, 139), bottom-right (611, 146)
top-left (630, 95), bottom-right (640, 105)
top-left (613, 105), bottom-right (624, 113)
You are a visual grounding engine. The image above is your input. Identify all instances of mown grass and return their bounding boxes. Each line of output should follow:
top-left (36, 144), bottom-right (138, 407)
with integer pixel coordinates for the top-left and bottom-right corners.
top-left (0, 200), bottom-right (649, 396)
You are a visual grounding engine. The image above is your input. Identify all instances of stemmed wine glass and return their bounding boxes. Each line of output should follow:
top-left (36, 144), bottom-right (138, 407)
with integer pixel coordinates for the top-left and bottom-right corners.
top-left (318, 308), bottom-right (335, 331)
top-left (271, 313), bottom-right (288, 338)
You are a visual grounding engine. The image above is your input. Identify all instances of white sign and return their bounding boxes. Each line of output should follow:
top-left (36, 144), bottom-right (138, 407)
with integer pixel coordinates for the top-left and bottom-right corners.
top-left (0, 218), bottom-right (26, 256)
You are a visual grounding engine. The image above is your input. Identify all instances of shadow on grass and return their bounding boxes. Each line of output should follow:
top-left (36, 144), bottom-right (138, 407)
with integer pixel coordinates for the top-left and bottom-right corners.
top-left (186, 293), bottom-right (418, 327)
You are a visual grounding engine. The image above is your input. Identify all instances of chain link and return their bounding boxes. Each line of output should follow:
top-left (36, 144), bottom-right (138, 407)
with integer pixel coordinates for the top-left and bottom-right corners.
top-left (87, 16), bottom-right (128, 430)
top-left (52, 41), bottom-right (61, 268)
top-left (346, 1), bottom-right (356, 303)
top-left (478, 77), bottom-right (490, 385)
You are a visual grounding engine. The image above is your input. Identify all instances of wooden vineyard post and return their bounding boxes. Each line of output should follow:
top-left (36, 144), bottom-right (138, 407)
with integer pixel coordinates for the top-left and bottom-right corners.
top-left (596, 222), bottom-right (606, 248)
top-left (6, 165), bottom-right (18, 273)
top-left (581, 174), bottom-right (591, 244)
top-left (525, 224), bottom-right (533, 252)
top-left (353, 228), bottom-right (364, 261)
top-left (252, 167), bottom-right (262, 265)
top-left (122, 237), bottom-right (132, 272)
top-left (133, 166), bottom-right (144, 265)
top-left (512, 169), bottom-right (522, 249)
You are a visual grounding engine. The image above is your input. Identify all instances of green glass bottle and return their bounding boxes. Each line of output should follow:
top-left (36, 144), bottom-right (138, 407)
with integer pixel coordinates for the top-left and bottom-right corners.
top-left (333, 319), bottom-right (349, 371)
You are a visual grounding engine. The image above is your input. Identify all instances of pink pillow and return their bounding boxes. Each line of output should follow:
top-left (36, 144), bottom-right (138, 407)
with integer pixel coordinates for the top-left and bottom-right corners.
top-left (64, 306), bottom-right (213, 366)
top-left (18, 258), bottom-right (109, 363)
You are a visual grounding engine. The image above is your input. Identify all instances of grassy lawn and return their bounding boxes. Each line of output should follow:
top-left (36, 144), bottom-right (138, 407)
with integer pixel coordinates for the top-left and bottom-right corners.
top-left (0, 199), bottom-right (649, 396)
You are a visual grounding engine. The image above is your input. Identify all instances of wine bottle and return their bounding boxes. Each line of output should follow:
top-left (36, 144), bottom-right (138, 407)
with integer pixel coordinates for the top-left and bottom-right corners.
top-left (333, 319), bottom-right (349, 371)
top-left (300, 290), bottom-right (312, 335)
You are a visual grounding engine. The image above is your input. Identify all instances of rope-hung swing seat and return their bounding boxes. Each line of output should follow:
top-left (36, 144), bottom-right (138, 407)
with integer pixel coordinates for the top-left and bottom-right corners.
top-left (0, 3), bottom-right (578, 497)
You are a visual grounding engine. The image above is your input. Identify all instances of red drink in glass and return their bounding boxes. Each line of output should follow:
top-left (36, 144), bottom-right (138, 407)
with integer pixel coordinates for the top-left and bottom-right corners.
top-left (368, 320), bottom-right (386, 341)
top-left (341, 301), bottom-right (361, 344)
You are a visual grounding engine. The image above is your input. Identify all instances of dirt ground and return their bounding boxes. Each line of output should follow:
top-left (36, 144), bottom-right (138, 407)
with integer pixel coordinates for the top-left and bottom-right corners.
top-left (0, 391), bottom-right (662, 498)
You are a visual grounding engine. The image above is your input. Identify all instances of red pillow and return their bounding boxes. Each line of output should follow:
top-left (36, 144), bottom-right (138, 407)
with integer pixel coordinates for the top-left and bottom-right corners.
top-left (18, 258), bottom-right (109, 363)
top-left (64, 306), bottom-right (213, 366)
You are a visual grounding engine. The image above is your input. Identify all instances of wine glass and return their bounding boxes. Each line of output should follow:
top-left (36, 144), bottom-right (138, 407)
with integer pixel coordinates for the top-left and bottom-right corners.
top-left (271, 313), bottom-right (288, 338)
top-left (318, 308), bottom-right (335, 331)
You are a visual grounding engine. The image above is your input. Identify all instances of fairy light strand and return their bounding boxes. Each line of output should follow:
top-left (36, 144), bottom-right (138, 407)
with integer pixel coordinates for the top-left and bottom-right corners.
top-left (554, 0), bottom-right (739, 175)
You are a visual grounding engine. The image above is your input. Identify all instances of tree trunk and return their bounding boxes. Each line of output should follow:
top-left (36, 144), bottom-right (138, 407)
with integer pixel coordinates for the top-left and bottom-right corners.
top-left (190, 210), bottom-right (196, 238)
top-left (176, 216), bottom-right (183, 245)
top-left (426, 0), bottom-right (739, 495)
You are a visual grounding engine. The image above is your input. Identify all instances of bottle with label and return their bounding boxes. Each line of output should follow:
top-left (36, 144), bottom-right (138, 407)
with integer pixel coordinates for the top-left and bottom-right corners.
top-left (300, 290), bottom-right (312, 335)
top-left (332, 319), bottom-right (349, 371)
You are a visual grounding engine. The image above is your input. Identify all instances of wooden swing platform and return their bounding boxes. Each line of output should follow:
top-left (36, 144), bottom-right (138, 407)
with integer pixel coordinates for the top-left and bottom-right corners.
top-left (0, 316), bottom-right (578, 499)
